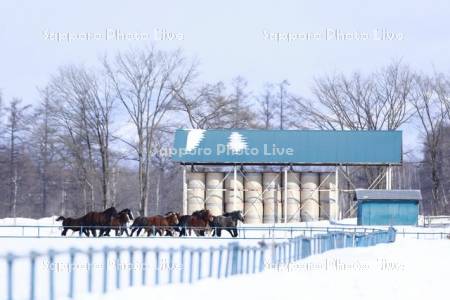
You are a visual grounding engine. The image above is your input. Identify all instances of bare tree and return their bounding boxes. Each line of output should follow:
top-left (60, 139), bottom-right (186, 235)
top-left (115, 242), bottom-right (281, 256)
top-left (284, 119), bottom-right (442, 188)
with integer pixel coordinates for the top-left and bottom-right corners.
top-left (277, 80), bottom-right (290, 129)
top-left (411, 74), bottom-right (449, 215)
top-left (289, 62), bottom-right (414, 130)
top-left (48, 66), bottom-right (97, 212)
top-left (257, 84), bottom-right (276, 129)
top-left (175, 82), bottom-right (235, 129)
top-left (229, 77), bottom-right (257, 128)
top-left (5, 99), bottom-right (30, 218)
top-left (31, 87), bottom-right (59, 215)
top-left (104, 47), bottom-right (195, 216)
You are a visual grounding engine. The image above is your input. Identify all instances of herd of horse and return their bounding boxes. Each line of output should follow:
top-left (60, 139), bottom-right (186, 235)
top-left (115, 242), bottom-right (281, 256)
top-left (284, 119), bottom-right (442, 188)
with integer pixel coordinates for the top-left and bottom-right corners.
top-left (56, 207), bottom-right (244, 238)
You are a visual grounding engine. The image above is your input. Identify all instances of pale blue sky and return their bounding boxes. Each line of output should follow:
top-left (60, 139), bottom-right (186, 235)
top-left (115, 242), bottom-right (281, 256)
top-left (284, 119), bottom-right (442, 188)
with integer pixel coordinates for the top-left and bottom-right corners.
top-left (1, 0), bottom-right (449, 152)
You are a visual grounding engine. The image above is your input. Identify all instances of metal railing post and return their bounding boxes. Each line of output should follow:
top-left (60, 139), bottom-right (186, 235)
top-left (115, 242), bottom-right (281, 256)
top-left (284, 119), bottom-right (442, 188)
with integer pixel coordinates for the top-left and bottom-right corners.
top-left (129, 248), bottom-right (134, 287)
top-left (87, 247), bottom-right (93, 293)
top-left (7, 253), bottom-right (14, 300)
top-left (30, 252), bottom-right (37, 300)
top-left (48, 250), bottom-right (55, 300)
top-left (68, 249), bottom-right (75, 299)
top-left (102, 247), bottom-right (109, 294)
top-left (168, 248), bottom-right (174, 284)
top-left (155, 248), bottom-right (160, 285)
top-left (115, 249), bottom-right (121, 290)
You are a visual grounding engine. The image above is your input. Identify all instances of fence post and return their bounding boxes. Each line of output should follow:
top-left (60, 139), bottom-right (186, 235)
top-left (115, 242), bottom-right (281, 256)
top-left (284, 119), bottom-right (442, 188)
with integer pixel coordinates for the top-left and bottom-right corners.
top-left (252, 247), bottom-right (257, 273)
top-left (230, 243), bottom-right (240, 276)
top-left (168, 248), bottom-right (174, 284)
top-left (179, 246), bottom-right (185, 283)
top-left (141, 248), bottom-right (147, 286)
top-left (225, 244), bottom-right (231, 278)
top-left (129, 247), bottom-right (134, 287)
top-left (155, 248), bottom-right (160, 286)
top-left (102, 247), bottom-right (109, 294)
top-left (217, 246), bottom-right (223, 279)
top-left (7, 253), bottom-right (14, 300)
top-left (259, 246), bottom-right (265, 272)
top-left (30, 251), bottom-right (37, 300)
top-left (197, 248), bottom-right (203, 280)
top-left (115, 248), bottom-right (121, 290)
top-left (245, 247), bottom-right (250, 274)
top-left (189, 248), bottom-right (194, 284)
top-left (208, 247), bottom-right (214, 278)
top-left (87, 247), bottom-right (93, 293)
top-left (68, 248), bottom-right (76, 299)
top-left (48, 250), bottom-right (55, 300)
top-left (239, 248), bottom-right (244, 274)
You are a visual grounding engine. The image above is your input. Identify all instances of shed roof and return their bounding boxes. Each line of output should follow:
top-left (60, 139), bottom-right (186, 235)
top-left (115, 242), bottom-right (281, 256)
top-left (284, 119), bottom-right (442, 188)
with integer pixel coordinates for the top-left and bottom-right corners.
top-left (172, 129), bottom-right (402, 165)
top-left (355, 189), bottom-right (422, 201)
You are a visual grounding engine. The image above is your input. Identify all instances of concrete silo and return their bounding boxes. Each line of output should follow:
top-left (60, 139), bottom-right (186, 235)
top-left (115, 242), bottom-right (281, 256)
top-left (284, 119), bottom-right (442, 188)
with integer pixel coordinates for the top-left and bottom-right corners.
top-left (300, 172), bottom-right (320, 221)
top-left (263, 173), bottom-right (282, 223)
top-left (283, 172), bottom-right (301, 222)
top-left (205, 172), bottom-right (224, 216)
top-left (244, 173), bottom-right (263, 224)
top-left (225, 172), bottom-right (244, 212)
top-left (187, 172), bottom-right (205, 214)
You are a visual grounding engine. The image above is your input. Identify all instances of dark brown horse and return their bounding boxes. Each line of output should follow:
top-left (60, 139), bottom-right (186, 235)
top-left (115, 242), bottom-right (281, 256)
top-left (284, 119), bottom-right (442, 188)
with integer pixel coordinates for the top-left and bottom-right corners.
top-left (130, 216), bottom-right (148, 236)
top-left (56, 216), bottom-right (89, 236)
top-left (179, 209), bottom-right (214, 237)
top-left (105, 209), bottom-right (134, 236)
top-left (81, 207), bottom-right (118, 237)
top-left (145, 212), bottom-right (179, 236)
top-left (210, 210), bottom-right (244, 237)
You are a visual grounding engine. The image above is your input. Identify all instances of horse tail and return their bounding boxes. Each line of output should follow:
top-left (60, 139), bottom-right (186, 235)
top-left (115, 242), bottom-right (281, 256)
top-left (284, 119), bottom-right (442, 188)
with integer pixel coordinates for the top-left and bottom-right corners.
top-left (56, 216), bottom-right (65, 221)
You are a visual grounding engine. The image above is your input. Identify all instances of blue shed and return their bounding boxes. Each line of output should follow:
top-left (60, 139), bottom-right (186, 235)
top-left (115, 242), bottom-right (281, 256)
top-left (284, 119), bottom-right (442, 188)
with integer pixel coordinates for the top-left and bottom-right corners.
top-left (356, 190), bottom-right (421, 226)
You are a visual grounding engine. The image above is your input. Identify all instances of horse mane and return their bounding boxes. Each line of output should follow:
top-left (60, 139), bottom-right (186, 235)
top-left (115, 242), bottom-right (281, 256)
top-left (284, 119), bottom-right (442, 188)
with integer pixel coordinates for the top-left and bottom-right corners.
top-left (56, 216), bottom-right (65, 221)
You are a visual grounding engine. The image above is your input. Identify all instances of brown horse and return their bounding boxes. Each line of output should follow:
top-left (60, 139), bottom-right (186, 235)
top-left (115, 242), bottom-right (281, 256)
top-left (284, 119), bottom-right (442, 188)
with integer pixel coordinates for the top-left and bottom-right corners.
top-left (56, 216), bottom-right (89, 236)
top-left (106, 209), bottom-right (134, 236)
top-left (145, 213), bottom-right (179, 236)
top-left (179, 209), bottom-right (214, 237)
top-left (81, 207), bottom-right (118, 237)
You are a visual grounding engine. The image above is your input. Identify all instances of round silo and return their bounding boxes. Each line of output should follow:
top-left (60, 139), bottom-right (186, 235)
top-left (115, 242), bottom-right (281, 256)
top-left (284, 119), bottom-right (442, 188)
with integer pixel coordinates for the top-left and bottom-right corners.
top-left (225, 173), bottom-right (244, 213)
top-left (282, 172), bottom-right (301, 223)
top-left (263, 173), bottom-right (282, 223)
top-left (328, 173), bottom-right (338, 221)
top-left (244, 173), bottom-right (263, 224)
top-left (205, 173), bottom-right (224, 216)
top-left (300, 172), bottom-right (320, 221)
top-left (319, 173), bottom-right (332, 220)
top-left (187, 172), bottom-right (205, 214)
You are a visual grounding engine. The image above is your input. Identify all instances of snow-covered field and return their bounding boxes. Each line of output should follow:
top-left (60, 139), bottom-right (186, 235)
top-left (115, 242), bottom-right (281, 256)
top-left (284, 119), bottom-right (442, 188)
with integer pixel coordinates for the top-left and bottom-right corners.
top-left (0, 216), bottom-right (449, 300)
top-left (86, 239), bottom-right (450, 300)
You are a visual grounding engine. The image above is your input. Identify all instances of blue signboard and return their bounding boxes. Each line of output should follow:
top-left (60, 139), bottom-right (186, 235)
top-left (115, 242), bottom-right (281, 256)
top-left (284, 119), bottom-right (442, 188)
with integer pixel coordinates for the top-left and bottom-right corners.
top-left (172, 129), bottom-right (402, 165)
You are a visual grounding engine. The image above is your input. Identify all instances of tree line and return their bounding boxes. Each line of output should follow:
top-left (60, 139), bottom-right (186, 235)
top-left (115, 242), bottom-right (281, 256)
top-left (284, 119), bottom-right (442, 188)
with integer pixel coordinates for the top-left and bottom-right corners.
top-left (0, 47), bottom-right (449, 219)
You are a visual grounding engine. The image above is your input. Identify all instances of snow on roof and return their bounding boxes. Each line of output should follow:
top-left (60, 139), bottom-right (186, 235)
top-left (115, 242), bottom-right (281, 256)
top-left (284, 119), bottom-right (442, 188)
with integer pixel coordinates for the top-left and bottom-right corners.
top-left (355, 189), bottom-right (422, 201)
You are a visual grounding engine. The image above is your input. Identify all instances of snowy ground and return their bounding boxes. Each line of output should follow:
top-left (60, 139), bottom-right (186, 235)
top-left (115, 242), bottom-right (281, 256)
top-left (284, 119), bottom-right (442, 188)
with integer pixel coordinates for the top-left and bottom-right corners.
top-left (0, 217), bottom-right (449, 300)
top-left (81, 239), bottom-right (450, 300)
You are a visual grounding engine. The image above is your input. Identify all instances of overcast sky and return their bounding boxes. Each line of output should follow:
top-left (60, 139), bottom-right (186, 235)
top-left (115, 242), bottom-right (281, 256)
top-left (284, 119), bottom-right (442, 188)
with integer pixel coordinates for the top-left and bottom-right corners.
top-left (1, 0), bottom-right (449, 153)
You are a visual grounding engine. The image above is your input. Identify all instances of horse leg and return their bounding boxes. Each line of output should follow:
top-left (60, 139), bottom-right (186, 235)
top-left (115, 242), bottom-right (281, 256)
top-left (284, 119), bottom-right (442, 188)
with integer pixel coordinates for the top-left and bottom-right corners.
top-left (232, 228), bottom-right (238, 237)
top-left (217, 228), bottom-right (222, 237)
top-left (62, 228), bottom-right (68, 236)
